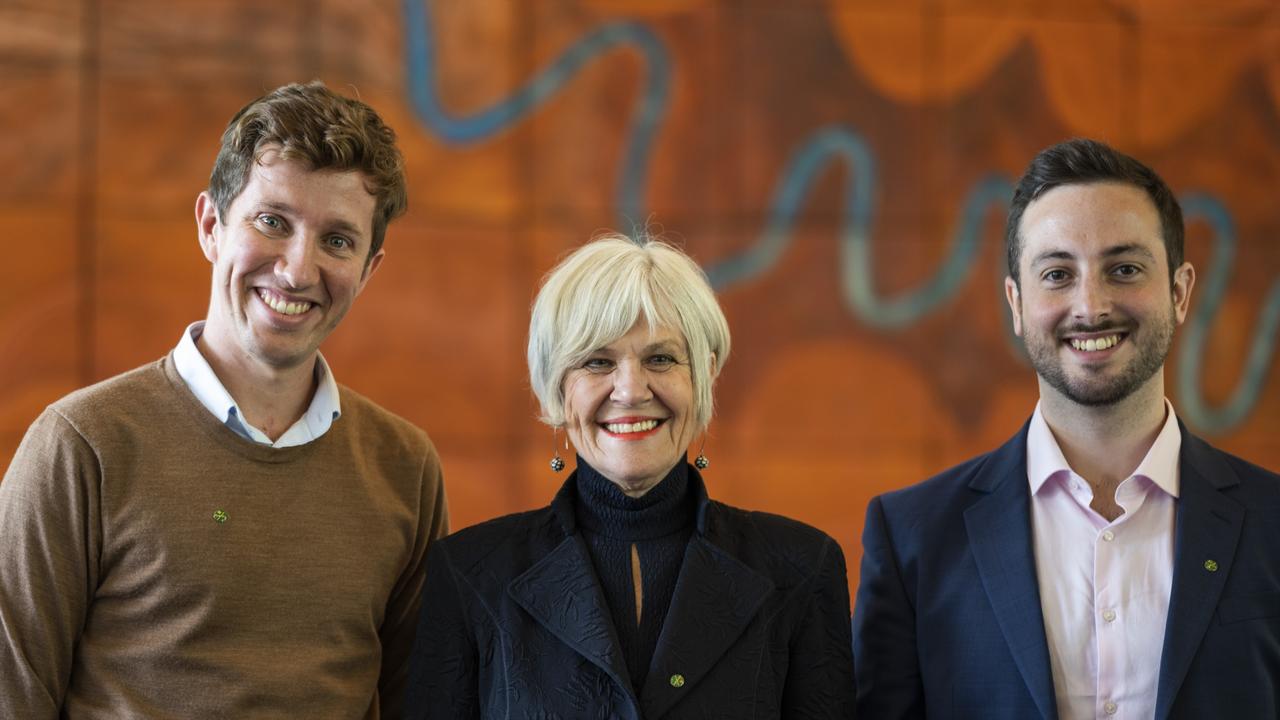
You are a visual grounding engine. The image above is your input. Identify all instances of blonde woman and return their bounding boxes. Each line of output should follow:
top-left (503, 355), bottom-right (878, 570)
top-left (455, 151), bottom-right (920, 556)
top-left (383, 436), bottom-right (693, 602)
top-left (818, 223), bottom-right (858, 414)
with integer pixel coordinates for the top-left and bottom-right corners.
top-left (407, 234), bottom-right (855, 719)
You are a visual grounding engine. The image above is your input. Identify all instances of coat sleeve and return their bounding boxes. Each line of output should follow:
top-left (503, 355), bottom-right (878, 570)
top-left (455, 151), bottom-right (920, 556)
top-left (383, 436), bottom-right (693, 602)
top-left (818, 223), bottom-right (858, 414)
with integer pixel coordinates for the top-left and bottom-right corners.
top-left (0, 410), bottom-right (102, 720)
top-left (852, 495), bottom-right (925, 718)
top-left (404, 541), bottom-right (481, 719)
top-left (377, 445), bottom-right (450, 718)
top-left (780, 535), bottom-right (858, 718)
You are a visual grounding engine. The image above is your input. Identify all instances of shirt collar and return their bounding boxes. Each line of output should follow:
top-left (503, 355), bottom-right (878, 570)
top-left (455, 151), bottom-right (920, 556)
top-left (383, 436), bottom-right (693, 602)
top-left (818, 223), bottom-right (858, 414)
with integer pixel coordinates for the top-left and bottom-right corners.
top-left (1026, 399), bottom-right (1181, 498)
top-left (1133, 400), bottom-right (1182, 498)
top-left (172, 321), bottom-right (342, 447)
top-left (1026, 404), bottom-right (1072, 495)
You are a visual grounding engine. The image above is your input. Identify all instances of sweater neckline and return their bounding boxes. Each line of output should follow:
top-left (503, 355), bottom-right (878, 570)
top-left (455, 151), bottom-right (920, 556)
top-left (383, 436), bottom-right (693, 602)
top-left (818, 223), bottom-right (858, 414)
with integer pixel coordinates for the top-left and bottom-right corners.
top-left (574, 458), bottom-right (694, 541)
top-left (159, 354), bottom-right (323, 464)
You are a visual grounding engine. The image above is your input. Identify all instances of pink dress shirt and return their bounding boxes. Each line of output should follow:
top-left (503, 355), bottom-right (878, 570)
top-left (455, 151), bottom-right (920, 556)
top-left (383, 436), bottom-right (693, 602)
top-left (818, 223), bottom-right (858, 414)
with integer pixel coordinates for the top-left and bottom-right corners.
top-left (1027, 401), bottom-right (1181, 720)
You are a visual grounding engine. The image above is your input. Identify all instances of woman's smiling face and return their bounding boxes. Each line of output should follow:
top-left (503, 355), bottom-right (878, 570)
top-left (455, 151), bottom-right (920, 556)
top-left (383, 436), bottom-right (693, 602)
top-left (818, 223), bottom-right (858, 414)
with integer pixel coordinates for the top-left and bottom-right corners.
top-left (561, 320), bottom-right (699, 497)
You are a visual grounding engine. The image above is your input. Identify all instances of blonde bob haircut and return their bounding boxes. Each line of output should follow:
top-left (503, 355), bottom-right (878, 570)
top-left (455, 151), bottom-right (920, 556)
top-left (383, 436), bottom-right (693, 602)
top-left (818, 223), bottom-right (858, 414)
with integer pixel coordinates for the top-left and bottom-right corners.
top-left (528, 233), bottom-right (731, 431)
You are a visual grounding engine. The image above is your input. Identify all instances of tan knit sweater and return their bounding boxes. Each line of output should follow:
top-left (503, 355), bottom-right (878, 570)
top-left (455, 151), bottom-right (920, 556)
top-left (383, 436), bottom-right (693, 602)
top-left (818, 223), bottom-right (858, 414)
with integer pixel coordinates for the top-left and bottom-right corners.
top-left (0, 356), bottom-right (448, 719)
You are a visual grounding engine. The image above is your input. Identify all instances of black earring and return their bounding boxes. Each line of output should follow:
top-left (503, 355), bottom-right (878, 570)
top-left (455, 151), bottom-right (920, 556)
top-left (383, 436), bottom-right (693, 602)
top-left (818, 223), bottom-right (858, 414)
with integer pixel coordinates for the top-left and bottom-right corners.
top-left (550, 428), bottom-right (567, 472)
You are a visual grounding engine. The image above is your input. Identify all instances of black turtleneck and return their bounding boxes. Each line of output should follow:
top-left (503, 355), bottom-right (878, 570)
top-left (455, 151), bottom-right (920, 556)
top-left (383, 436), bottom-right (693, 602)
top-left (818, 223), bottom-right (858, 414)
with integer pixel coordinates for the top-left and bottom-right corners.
top-left (574, 458), bottom-right (696, 693)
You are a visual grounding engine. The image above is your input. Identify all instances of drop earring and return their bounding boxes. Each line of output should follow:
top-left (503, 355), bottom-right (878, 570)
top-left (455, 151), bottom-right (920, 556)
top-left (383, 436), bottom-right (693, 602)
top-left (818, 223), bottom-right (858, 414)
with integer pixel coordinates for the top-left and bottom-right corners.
top-left (694, 435), bottom-right (709, 470)
top-left (550, 427), bottom-right (567, 472)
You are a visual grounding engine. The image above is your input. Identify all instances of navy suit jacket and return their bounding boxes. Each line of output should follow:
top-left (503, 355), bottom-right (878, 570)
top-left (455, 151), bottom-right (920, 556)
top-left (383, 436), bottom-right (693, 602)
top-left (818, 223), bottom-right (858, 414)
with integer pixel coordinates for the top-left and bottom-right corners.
top-left (853, 421), bottom-right (1280, 719)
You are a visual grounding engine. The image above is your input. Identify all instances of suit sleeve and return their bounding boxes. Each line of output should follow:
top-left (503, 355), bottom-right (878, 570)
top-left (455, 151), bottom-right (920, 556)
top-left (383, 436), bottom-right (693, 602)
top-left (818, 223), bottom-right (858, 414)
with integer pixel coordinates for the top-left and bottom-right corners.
top-left (377, 444), bottom-right (450, 718)
top-left (852, 495), bottom-right (926, 718)
top-left (781, 536), bottom-right (858, 718)
top-left (0, 410), bottom-right (102, 720)
top-left (404, 542), bottom-right (480, 719)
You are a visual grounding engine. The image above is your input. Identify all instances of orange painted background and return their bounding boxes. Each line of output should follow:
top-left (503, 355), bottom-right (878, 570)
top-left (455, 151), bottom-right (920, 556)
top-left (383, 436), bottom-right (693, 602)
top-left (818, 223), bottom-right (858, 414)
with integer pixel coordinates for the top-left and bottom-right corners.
top-left (3, 0), bottom-right (1280, 602)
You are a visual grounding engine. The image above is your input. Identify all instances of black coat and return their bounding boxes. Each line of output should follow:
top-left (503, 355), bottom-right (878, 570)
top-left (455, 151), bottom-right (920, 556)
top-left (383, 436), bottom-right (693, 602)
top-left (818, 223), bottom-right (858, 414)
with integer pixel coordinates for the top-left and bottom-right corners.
top-left (405, 466), bottom-right (856, 719)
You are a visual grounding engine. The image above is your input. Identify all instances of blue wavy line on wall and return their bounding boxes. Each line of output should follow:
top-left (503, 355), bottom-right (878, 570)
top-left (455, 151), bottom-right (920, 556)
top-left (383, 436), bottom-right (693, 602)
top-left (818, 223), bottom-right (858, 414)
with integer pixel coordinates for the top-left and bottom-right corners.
top-left (402, 0), bottom-right (669, 230)
top-left (403, 3), bottom-right (1280, 434)
top-left (701, 128), bottom-right (1013, 330)
top-left (1177, 196), bottom-right (1280, 433)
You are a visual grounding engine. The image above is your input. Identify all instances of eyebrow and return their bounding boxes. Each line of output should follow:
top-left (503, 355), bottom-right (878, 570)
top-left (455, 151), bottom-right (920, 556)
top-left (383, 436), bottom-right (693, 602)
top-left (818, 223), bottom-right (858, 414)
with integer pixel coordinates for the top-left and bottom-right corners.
top-left (1030, 243), bottom-right (1157, 267)
top-left (644, 341), bottom-right (685, 355)
top-left (1100, 243), bottom-right (1156, 261)
top-left (252, 201), bottom-right (297, 218)
top-left (1030, 250), bottom-right (1076, 267)
top-left (591, 339), bottom-right (685, 356)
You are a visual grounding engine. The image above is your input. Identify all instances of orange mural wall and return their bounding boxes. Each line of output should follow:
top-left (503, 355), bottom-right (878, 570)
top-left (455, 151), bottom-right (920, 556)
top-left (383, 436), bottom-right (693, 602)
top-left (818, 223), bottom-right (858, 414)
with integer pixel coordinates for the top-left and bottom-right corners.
top-left (3, 0), bottom-right (1280, 602)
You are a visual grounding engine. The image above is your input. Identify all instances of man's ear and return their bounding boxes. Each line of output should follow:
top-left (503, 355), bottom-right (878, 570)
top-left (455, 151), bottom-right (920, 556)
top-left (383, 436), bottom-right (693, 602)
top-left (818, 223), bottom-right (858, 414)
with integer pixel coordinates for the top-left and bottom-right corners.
top-left (1171, 261), bottom-right (1196, 325)
top-left (195, 192), bottom-right (220, 263)
top-left (1004, 276), bottom-right (1024, 337)
top-left (355, 248), bottom-right (385, 295)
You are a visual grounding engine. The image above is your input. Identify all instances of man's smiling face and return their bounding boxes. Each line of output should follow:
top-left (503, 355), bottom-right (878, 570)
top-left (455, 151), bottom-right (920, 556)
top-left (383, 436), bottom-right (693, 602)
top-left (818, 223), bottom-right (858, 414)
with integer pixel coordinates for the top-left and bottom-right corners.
top-left (1005, 181), bottom-right (1194, 407)
top-left (196, 149), bottom-right (383, 372)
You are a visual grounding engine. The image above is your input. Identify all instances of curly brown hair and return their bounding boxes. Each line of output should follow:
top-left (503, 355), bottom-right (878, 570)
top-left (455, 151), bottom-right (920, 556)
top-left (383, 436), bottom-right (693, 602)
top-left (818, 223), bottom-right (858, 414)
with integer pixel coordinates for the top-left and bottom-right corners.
top-left (208, 81), bottom-right (407, 260)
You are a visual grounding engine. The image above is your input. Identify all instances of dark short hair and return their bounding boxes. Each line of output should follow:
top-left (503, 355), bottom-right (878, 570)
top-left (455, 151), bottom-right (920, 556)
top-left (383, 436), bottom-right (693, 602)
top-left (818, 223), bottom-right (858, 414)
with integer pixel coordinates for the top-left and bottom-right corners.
top-left (1005, 138), bottom-right (1183, 286)
top-left (208, 81), bottom-right (407, 260)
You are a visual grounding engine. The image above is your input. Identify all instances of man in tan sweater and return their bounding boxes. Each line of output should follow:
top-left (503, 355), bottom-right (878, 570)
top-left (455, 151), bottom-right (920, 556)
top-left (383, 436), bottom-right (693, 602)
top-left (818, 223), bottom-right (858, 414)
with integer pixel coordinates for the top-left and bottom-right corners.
top-left (0, 82), bottom-right (448, 718)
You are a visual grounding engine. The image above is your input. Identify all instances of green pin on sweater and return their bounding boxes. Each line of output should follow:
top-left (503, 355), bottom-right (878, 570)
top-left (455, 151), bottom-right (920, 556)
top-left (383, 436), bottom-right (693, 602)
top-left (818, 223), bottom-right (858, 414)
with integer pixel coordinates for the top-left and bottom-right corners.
top-left (212, 509), bottom-right (228, 524)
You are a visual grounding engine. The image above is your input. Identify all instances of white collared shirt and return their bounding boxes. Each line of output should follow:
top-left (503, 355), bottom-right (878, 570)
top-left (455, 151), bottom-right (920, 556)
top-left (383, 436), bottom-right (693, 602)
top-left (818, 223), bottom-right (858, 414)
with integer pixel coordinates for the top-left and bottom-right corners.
top-left (1027, 400), bottom-right (1181, 720)
top-left (172, 321), bottom-right (341, 448)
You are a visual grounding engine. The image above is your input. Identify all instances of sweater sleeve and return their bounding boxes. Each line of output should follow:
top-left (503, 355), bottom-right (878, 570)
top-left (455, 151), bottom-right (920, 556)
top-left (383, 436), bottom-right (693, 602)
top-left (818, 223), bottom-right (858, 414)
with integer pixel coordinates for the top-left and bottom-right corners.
top-left (0, 409), bottom-right (103, 720)
top-left (780, 535), bottom-right (858, 718)
top-left (376, 442), bottom-right (449, 718)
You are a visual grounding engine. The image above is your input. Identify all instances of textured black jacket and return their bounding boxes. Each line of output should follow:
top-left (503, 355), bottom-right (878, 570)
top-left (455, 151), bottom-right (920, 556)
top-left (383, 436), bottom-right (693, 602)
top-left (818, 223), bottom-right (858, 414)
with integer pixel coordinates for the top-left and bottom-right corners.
top-left (405, 466), bottom-right (856, 719)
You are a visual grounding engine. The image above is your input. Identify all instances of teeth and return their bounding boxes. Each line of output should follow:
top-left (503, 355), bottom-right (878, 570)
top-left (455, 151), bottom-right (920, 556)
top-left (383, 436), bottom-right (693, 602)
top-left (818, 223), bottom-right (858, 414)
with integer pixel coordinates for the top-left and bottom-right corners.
top-left (1070, 335), bottom-right (1120, 352)
top-left (259, 290), bottom-right (310, 316)
top-left (605, 419), bottom-right (660, 434)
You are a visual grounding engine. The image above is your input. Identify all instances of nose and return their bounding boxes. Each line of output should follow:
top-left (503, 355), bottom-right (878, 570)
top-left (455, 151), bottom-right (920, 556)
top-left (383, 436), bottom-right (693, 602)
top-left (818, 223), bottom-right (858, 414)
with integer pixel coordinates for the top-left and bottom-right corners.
top-left (609, 359), bottom-right (653, 406)
top-left (275, 235), bottom-right (319, 290)
top-left (1072, 274), bottom-right (1112, 325)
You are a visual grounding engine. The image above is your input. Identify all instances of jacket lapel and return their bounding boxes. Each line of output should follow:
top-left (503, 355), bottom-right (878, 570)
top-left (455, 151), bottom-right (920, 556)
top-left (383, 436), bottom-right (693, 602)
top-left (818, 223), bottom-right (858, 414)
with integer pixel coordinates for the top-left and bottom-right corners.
top-left (963, 426), bottom-right (1058, 720)
top-left (507, 481), bottom-right (639, 704)
top-left (1154, 426), bottom-right (1244, 720)
top-left (641, 530), bottom-right (774, 718)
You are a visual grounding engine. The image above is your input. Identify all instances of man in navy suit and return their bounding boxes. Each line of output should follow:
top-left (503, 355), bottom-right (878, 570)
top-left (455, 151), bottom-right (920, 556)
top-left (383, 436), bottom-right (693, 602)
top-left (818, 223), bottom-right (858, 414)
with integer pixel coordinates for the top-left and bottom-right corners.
top-left (853, 139), bottom-right (1280, 719)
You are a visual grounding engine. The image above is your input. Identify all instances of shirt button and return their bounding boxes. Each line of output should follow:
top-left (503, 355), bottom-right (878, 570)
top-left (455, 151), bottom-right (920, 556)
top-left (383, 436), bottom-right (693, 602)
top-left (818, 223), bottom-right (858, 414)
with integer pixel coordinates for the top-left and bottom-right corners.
top-left (1102, 609), bottom-right (1117, 622)
top-left (1104, 700), bottom-right (1118, 714)
top-left (1101, 530), bottom-right (1115, 542)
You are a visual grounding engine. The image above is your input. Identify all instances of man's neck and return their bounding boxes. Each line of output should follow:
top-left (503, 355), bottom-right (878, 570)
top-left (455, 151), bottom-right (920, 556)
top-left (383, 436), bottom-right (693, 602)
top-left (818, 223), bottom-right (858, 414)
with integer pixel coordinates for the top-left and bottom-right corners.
top-left (1038, 373), bottom-right (1169, 518)
top-left (196, 325), bottom-right (317, 442)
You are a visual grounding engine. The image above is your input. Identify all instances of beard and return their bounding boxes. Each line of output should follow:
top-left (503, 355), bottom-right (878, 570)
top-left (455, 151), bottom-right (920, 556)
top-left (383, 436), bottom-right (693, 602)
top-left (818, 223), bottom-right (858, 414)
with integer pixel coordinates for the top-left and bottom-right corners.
top-left (1023, 309), bottom-right (1176, 407)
